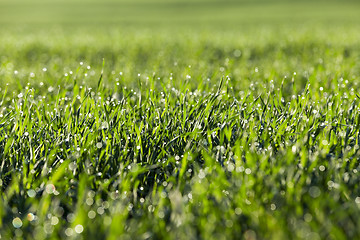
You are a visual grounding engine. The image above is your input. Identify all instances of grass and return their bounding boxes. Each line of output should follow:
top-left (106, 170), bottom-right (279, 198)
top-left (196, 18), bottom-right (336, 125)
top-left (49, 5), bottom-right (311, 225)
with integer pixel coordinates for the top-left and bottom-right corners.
top-left (1, 0), bottom-right (360, 239)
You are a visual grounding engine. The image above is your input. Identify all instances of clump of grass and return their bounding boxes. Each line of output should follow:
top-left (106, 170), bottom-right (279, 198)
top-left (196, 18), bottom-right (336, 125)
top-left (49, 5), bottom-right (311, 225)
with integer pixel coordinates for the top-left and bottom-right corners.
top-left (0, 27), bottom-right (360, 239)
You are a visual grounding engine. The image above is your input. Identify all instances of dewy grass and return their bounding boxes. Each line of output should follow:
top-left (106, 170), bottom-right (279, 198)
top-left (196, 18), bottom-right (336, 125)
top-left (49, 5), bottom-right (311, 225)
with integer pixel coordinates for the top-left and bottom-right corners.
top-left (0, 26), bottom-right (360, 239)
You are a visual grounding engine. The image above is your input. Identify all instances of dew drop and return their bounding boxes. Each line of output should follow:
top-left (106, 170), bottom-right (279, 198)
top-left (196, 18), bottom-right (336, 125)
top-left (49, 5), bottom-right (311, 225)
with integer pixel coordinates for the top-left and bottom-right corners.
top-left (12, 217), bottom-right (22, 228)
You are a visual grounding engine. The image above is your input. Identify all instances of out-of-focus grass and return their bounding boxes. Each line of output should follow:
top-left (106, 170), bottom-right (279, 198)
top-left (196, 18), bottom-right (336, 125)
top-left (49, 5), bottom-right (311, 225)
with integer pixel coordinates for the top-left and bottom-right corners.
top-left (1, 26), bottom-right (359, 92)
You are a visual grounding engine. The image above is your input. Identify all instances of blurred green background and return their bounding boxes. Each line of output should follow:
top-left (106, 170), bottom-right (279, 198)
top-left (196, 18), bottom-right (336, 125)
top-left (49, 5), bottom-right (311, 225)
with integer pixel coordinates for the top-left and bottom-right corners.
top-left (0, 0), bottom-right (359, 30)
top-left (0, 0), bottom-right (359, 91)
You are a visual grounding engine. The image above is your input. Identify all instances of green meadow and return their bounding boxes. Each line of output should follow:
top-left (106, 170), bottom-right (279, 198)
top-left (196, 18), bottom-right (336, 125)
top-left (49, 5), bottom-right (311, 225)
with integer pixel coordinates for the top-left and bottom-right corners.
top-left (0, 0), bottom-right (360, 239)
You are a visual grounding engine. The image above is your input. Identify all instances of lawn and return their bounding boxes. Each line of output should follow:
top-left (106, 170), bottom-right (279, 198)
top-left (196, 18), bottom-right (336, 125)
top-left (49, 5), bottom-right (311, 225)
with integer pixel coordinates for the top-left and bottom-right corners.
top-left (0, 0), bottom-right (360, 239)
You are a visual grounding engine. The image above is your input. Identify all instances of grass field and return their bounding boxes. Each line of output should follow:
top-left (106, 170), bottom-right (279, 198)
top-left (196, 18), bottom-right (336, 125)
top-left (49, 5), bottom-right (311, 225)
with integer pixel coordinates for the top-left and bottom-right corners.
top-left (1, 0), bottom-right (360, 239)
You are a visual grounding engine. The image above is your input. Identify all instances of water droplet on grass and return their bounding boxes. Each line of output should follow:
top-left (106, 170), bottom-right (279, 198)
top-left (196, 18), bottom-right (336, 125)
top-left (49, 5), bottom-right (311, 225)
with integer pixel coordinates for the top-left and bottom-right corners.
top-left (51, 217), bottom-right (59, 226)
top-left (27, 189), bottom-right (36, 198)
top-left (270, 204), bottom-right (276, 211)
top-left (88, 210), bottom-right (96, 219)
top-left (309, 186), bottom-right (321, 198)
top-left (304, 213), bottom-right (312, 222)
top-left (198, 170), bottom-right (205, 179)
top-left (65, 228), bottom-right (74, 236)
top-left (12, 217), bottom-right (22, 228)
top-left (27, 213), bottom-right (35, 221)
top-left (75, 224), bottom-right (83, 234)
top-left (234, 49), bottom-right (241, 57)
top-left (235, 208), bottom-right (242, 215)
top-left (158, 211), bottom-right (165, 219)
